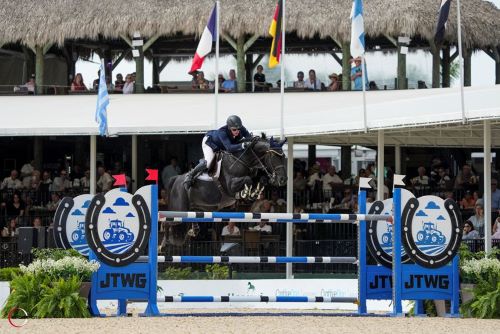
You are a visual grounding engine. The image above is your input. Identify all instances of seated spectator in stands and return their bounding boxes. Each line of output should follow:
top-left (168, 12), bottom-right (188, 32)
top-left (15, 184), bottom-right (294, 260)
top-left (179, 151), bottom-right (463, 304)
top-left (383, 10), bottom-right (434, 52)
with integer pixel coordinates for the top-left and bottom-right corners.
top-left (460, 190), bottom-right (476, 209)
top-left (221, 221), bottom-right (240, 237)
top-left (32, 217), bottom-right (42, 228)
top-left (1, 170), bottom-right (22, 191)
top-left (368, 81), bottom-right (379, 90)
top-left (105, 76), bottom-right (114, 91)
top-left (28, 170), bottom-right (41, 191)
top-left (2, 217), bottom-right (18, 238)
top-left (217, 74), bottom-right (225, 89)
top-left (468, 200), bottom-right (485, 237)
top-left (114, 73), bottom-right (125, 92)
top-left (462, 220), bottom-right (479, 240)
top-left (492, 217), bottom-right (500, 239)
top-left (14, 74), bottom-right (35, 94)
top-left (365, 164), bottom-right (376, 179)
top-left (52, 169), bottom-right (71, 192)
top-left (327, 73), bottom-right (341, 91)
top-left (304, 69), bottom-right (321, 91)
top-left (270, 191), bottom-right (286, 213)
top-left (454, 164), bottom-right (478, 191)
top-left (196, 71), bottom-right (210, 90)
top-left (3, 192), bottom-right (25, 218)
top-left (293, 71), bottom-right (305, 88)
top-left (435, 167), bottom-right (452, 193)
top-left (417, 80), bottom-right (428, 89)
top-left (253, 65), bottom-right (268, 92)
top-left (97, 166), bottom-right (114, 193)
top-left (71, 73), bottom-right (87, 92)
top-left (335, 188), bottom-right (354, 210)
top-left (46, 192), bottom-right (61, 211)
top-left (122, 74), bottom-right (134, 94)
top-left (411, 166), bottom-right (429, 192)
top-left (79, 170), bottom-right (91, 192)
top-left (158, 189), bottom-right (169, 210)
top-left (250, 193), bottom-right (266, 213)
top-left (293, 171), bottom-right (307, 193)
top-left (490, 178), bottom-right (500, 212)
top-left (251, 220), bottom-right (272, 234)
top-left (189, 71), bottom-right (199, 89)
top-left (221, 69), bottom-right (237, 92)
top-left (92, 70), bottom-right (100, 91)
top-left (20, 160), bottom-right (35, 187)
top-left (307, 164), bottom-right (322, 188)
top-left (322, 165), bottom-right (343, 194)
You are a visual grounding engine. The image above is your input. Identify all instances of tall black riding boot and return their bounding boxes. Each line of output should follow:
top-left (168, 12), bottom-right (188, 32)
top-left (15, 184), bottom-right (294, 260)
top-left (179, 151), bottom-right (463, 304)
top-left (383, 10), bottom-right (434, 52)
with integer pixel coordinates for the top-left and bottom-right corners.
top-left (183, 160), bottom-right (207, 190)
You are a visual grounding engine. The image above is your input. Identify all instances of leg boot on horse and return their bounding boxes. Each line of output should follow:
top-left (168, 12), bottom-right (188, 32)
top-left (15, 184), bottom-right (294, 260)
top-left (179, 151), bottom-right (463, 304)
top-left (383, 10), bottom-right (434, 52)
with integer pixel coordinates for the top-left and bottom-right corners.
top-left (183, 159), bottom-right (207, 190)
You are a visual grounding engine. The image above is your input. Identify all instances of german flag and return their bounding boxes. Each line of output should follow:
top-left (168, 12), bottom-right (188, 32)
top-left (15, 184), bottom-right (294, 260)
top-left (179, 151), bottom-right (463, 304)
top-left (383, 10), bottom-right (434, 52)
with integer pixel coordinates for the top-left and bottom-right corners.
top-left (268, 0), bottom-right (283, 68)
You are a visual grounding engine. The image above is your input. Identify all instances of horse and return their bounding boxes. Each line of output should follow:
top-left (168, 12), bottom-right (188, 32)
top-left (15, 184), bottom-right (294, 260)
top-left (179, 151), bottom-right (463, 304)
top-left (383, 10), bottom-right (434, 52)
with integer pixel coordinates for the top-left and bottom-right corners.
top-left (160, 135), bottom-right (287, 249)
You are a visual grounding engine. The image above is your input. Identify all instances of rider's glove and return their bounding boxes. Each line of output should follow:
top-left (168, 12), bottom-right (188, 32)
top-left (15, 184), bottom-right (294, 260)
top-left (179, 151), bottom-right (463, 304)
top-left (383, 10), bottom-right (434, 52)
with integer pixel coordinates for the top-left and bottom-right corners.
top-left (242, 142), bottom-right (251, 150)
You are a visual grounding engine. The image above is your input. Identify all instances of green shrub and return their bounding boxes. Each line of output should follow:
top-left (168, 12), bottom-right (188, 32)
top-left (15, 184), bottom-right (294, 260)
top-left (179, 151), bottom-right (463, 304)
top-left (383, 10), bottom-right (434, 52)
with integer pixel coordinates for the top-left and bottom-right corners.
top-left (0, 267), bottom-right (22, 281)
top-left (160, 267), bottom-right (193, 280)
top-left (34, 276), bottom-right (90, 318)
top-left (1, 274), bottom-right (49, 317)
top-left (465, 282), bottom-right (500, 319)
top-left (205, 264), bottom-right (229, 280)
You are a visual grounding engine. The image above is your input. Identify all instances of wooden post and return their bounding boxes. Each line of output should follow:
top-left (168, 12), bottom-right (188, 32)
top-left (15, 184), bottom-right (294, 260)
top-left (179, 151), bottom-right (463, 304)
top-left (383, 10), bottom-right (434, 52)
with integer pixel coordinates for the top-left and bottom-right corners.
top-left (152, 57), bottom-right (160, 88)
top-left (341, 146), bottom-right (352, 180)
top-left (236, 35), bottom-right (246, 93)
top-left (441, 45), bottom-right (450, 88)
top-left (35, 45), bottom-right (44, 95)
top-left (342, 41), bottom-right (351, 91)
top-left (430, 41), bottom-right (441, 88)
top-left (135, 45), bottom-right (145, 93)
top-left (245, 53), bottom-right (253, 92)
top-left (397, 43), bottom-right (407, 89)
top-left (463, 48), bottom-right (472, 87)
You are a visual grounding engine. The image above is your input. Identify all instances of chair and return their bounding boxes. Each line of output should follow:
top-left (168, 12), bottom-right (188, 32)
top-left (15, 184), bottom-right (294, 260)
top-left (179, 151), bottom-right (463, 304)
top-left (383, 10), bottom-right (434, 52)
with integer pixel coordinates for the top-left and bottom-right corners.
top-left (243, 230), bottom-right (261, 256)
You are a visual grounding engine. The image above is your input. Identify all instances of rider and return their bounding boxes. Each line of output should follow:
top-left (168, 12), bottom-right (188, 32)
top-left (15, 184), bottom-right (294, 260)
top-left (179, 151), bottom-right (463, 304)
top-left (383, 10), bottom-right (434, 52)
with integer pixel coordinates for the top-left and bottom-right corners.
top-left (183, 115), bottom-right (253, 189)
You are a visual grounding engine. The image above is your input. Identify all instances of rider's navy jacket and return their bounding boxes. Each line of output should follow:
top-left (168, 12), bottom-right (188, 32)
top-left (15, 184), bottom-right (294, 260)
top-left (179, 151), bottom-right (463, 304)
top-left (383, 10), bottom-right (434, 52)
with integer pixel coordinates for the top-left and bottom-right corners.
top-left (205, 125), bottom-right (251, 153)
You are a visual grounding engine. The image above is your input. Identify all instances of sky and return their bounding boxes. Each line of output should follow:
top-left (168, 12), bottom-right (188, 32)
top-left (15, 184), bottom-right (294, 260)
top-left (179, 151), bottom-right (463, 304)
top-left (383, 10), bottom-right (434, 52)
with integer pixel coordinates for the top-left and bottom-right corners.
top-left (76, 0), bottom-right (500, 90)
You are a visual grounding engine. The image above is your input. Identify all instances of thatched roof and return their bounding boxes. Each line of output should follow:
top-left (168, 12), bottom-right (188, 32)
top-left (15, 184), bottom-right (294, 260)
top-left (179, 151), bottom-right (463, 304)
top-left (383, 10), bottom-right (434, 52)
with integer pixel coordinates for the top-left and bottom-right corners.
top-left (0, 0), bottom-right (498, 49)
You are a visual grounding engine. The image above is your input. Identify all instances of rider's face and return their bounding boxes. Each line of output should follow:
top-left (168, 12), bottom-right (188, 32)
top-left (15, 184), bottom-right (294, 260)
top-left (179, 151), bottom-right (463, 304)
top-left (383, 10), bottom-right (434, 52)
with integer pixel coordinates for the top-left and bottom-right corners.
top-left (230, 128), bottom-right (240, 136)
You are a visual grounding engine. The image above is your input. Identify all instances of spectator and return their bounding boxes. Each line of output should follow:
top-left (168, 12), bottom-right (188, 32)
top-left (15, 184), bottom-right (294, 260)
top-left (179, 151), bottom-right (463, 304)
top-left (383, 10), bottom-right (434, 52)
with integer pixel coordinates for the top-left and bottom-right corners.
top-left (368, 81), bottom-right (379, 90)
top-left (454, 164), bottom-right (478, 191)
top-left (435, 167), bottom-right (452, 194)
top-left (122, 74), bottom-right (134, 94)
top-left (20, 160), bottom-right (35, 188)
top-left (14, 74), bottom-right (35, 94)
top-left (71, 73), bottom-right (87, 92)
top-left (197, 71), bottom-right (210, 90)
top-left (492, 217), bottom-right (500, 239)
top-left (221, 69), bottom-right (237, 92)
top-left (92, 70), bottom-right (100, 90)
top-left (250, 193), bottom-right (266, 213)
top-left (327, 73), bottom-right (341, 91)
top-left (115, 73), bottom-right (125, 92)
top-left (293, 71), bottom-right (305, 88)
top-left (28, 170), bottom-right (41, 191)
top-left (52, 169), bottom-right (71, 192)
top-left (3, 192), bottom-right (25, 218)
top-left (161, 157), bottom-right (181, 189)
top-left (322, 165), bottom-right (343, 193)
top-left (350, 57), bottom-right (367, 91)
top-left (158, 189), bottom-right (169, 210)
top-left (253, 65), bottom-right (268, 92)
top-left (462, 220), bottom-right (479, 240)
top-left (491, 179), bottom-right (500, 212)
top-left (46, 192), bottom-right (61, 211)
top-left (2, 218), bottom-right (18, 238)
top-left (293, 171), bottom-right (307, 193)
top-left (190, 71), bottom-right (199, 89)
top-left (270, 191), bottom-right (286, 213)
top-left (1, 170), bottom-right (22, 190)
top-left (97, 166), bottom-right (114, 192)
top-left (221, 221), bottom-right (240, 236)
top-left (105, 76), bottom-right (114, 91)
top-left (411, 166), bottom-right (429, 192)
top-left (217, 74), bottom-right (225, 89)
top-left (251, 220), bottom-right (272, 234)
top-left (304, 69), bottom-right (321, 91)
top-left (32, 217), bottom-right (42, 228)
top-left (38, 171), bottom-right (53, 205)
top-left (468, 201), bottom-right (485, 237)
top-left (417, 80), bottom-right (428, 89)
top-left (460, 191), bottom-right (476, 209)
top-left (80, 170), bottom-right (91, 192)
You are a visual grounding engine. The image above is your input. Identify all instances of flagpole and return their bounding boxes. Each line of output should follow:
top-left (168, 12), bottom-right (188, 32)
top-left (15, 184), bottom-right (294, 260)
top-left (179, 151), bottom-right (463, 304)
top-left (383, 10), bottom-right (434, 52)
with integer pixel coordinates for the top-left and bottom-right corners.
top-left (361, 55), bottom-right (367, 132)
top-left (280, 0), bottom-right (285, 140)
top-left (215, 1), bottom-right (220, 128)
top-left (456, 0), bottom-right (466, 124)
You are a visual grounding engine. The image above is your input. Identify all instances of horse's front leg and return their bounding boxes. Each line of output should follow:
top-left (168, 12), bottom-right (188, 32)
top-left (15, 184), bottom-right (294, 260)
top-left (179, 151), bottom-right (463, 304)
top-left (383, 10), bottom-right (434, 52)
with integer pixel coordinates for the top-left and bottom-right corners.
top-left (229, 176), bottom-right (252, 195)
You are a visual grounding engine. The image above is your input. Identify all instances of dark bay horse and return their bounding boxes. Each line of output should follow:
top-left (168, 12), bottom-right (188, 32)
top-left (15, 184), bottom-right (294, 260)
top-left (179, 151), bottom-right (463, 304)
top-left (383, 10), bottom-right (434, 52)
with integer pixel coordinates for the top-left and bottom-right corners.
top-left (161, 136), bottom-right (287, 248)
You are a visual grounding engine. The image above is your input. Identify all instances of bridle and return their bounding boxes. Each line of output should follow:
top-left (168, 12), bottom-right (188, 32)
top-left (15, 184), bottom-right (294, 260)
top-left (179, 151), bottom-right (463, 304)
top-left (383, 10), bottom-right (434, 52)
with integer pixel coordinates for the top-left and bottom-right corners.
top-left (229, 144), bottom-right (284, 182)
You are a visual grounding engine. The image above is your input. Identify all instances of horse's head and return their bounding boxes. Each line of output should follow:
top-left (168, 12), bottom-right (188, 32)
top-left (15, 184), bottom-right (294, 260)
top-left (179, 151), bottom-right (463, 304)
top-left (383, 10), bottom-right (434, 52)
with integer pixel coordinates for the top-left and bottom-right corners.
top-left (252, 135), bottom-right (288, 187)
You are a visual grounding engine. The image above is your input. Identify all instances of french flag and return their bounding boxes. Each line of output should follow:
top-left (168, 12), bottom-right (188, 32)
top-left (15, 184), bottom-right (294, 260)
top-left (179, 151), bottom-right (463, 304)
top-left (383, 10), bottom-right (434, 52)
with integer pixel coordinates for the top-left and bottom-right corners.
top-left (190, 5), bottom-right (217, 73)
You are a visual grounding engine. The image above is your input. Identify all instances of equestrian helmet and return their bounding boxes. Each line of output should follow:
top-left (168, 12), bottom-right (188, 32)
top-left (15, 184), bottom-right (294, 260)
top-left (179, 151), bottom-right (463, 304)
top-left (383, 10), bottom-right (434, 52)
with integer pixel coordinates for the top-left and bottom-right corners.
top-left (226, 115), bottom-right (243, 129)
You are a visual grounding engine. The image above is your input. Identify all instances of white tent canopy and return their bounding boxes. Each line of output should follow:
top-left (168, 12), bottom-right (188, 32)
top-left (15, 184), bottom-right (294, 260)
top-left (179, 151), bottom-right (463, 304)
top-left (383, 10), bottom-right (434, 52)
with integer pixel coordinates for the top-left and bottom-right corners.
top-left (0, 86), bottom-right (499, 147)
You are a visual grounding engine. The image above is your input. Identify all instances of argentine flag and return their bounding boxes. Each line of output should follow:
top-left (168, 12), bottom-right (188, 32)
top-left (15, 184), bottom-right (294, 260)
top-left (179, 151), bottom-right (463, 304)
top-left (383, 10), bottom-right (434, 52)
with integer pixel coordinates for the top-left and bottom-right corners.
top-left (350, 0), bottom-right (365, 58)
top-left (95, 60), bottom-right (109, 137)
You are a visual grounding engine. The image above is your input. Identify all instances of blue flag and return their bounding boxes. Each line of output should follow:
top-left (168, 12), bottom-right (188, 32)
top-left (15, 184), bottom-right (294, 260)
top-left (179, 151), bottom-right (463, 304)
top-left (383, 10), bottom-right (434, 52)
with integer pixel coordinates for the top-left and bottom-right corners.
top-left (95, 60), bottom-right (109, 136)
top-left (350, 0), bottom-right (365, 58)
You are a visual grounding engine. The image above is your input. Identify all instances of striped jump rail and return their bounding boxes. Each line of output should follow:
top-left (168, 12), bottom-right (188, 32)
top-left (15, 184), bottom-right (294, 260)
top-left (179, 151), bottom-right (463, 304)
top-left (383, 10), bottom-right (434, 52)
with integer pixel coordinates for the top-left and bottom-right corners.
top-left (137, 256), bottom-right (358, 264)
top-left (159, 211), bottom-right (392, 223)
top-left (159, 296), bottom-right (358, 303)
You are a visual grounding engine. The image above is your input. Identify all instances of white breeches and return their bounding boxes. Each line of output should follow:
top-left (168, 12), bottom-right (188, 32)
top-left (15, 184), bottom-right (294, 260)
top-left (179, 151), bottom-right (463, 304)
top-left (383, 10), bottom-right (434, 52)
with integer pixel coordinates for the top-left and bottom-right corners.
top-left (202, 136), bottom-right (215, 167)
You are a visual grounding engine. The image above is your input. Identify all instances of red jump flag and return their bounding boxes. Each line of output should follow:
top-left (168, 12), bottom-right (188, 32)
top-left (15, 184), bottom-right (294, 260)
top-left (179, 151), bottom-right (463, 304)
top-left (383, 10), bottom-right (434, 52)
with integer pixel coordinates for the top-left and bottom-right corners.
top-left (112, 174), bottom-right (127, 187)
top-left (145, 169), bottom-right (158, 183)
